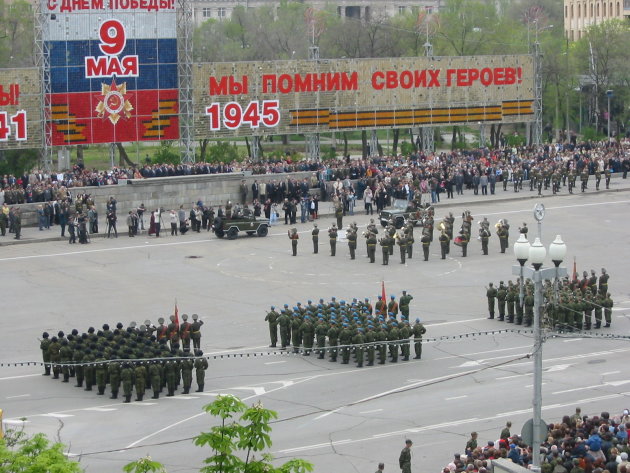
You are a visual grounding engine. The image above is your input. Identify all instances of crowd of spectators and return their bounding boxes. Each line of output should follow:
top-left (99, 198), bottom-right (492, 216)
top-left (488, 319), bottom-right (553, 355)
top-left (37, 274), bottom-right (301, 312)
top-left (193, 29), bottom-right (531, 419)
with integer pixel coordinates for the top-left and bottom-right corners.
top-left (441, 407), bottom-right (630, 473)
top-left (1, 140), bottom-right (629, 207)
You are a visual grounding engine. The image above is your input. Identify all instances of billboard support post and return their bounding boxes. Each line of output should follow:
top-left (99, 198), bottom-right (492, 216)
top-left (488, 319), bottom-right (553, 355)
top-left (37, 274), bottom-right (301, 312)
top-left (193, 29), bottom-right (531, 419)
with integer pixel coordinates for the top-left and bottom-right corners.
top-left (35, 0), bottom-right (52, 171)
top-left (178, 0), bottom-right (194, 163)
top-left (306, 45), bottom-right (321, 160)
top-left (369, 130), bottom-right (378, 157)
top-left (421, 40), bottom-right (435, 154)
top-left (533, 41), bottom-right (543, 145)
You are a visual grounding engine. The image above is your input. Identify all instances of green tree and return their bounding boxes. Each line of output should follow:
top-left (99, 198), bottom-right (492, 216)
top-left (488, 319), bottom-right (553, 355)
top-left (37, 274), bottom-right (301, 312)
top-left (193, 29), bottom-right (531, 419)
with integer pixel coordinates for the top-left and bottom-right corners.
top-left (0, 429), bottom-right (83, 473)
top-left (0, 0), bottom-right (35, 67)
top-left (193, 396), bottom-right (313, 473)
top-left (571, 20), bottom-right (630, 134)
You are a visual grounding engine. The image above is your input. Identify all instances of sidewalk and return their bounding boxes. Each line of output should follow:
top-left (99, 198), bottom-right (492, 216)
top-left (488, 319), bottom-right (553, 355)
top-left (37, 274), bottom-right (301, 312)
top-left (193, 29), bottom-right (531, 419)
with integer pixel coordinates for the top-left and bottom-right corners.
top-left (2, 175), bottom-right (629, 247)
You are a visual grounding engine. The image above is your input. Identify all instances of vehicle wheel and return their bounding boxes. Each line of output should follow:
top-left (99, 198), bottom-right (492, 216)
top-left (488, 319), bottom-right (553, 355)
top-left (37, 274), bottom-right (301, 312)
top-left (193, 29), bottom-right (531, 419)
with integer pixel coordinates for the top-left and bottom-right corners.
top-left (215, 229), bottom-right (224, 238)
top-left (257, 225), bottom-right (269, 237)
top-left (246, 231), bottom-right (255, 236)
top-left (227, 227), bottom-right (239, 240)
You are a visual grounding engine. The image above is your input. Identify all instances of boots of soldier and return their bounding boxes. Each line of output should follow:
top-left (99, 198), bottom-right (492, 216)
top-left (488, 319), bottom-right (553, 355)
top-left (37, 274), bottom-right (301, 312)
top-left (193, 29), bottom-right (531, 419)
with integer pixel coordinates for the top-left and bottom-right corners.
top-left (403, 356), bottom-right (409, 361)
top-left (53, 370), bottom-right (60, 379)
top-left (499, 316), bottom-right (504, 321)
top-left (152, 391), bottom-right (160, 399)
top-left (183, 388), bottom-right (190, 394)
top-left (167, 389), bottom-right (174, 397)
top-left (44, 366), bottom-right (51, 376)
top-left (136, 393), bottom-right (144, 402)
top-left (110, 390), bottom-right (118, 399)
top-left (75, 379), bottom-right (83, 388)
top-left (63, 373), bottom-right (69, 383)
top-left (124, 394), bottom-right (131, 403)
top-left (196, 385), bottom-right (204, 393)
top-left (318, 353), bottom-right (324, 359)
top-left (85, 384), bottom-right (92, 391)
top-left (97, 386), bottom-right (105, 395)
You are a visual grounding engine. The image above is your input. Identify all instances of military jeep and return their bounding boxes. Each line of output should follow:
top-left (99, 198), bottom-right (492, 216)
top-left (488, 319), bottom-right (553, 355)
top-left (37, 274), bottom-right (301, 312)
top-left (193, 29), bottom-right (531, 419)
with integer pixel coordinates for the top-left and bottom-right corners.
top-left (379, 209), bottom-right (421, 229)
top-left (213, 213), bottom-right (270, 240)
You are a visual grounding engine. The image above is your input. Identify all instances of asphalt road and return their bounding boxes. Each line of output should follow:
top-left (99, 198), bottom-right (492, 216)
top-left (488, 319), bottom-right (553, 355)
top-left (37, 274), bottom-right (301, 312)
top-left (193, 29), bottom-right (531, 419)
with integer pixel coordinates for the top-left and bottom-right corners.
top-left (1, 191), bottom-right (630, 473)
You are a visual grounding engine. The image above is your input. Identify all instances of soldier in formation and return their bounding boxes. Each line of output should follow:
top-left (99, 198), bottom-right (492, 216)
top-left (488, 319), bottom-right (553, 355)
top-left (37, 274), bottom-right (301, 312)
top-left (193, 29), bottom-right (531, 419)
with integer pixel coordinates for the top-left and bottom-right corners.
top-left (486, 268), bottom-right (612, 330)
top-left (39, 318), bottom-right (207, 402)
top-left (265, 294), bottom-right (424, 368)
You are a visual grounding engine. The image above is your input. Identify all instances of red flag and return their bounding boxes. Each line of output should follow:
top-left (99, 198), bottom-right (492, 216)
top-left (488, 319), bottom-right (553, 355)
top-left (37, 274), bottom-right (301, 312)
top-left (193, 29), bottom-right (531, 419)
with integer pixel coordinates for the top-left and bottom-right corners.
top-left (572, 257), bottom-right (577, 281)
top-left (174, 301), bottom-right (180, 329)
top-left (381, 281), bottom-right (387, 315)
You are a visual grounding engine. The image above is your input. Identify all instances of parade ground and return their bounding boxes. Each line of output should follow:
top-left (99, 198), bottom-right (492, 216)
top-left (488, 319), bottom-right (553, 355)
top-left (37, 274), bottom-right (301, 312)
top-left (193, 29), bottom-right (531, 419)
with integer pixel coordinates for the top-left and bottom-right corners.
top-left (1, 188), bottom-right (630, 473)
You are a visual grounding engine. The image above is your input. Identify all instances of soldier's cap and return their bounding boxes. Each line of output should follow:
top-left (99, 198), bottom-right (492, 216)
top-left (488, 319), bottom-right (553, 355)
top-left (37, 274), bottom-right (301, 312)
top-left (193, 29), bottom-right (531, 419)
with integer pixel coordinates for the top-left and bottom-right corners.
top-left (382, 324), bottom-right (388, 329)
top-left (270, 306), bottom-right (275, 310)
top-left (71, 329), bottom-right (79, 335)
top-left (284, 304), bottom-right (289, 308)
top-left (144, 320), bottom-right (151, 325)
top-left (192, 314), bottom-right (199, 320)
top-left (391, 295), bottom-right (395, 299)
top-left (130, 321), bottom-right (137, 328)
top-left (500, 281), bottom-right (504, 284)
top-left (405, 439), bottom-right (413, 445)
top-left (182, 314), bottom-right (188, 321)
top-left (116, 322), bottom-right (124, 329)
top-left (307, 300), bottom-right (312, 304)
top-left (158, 317), bottom-right (165, 324)
top-left (103, 324), bottom-right (109, 330)
top-left (43, 332), bottom-right (49, 338)
top-left (58, 331), bottom-right (64, 337)
top-left (378, 296), bottom-right (382, 299)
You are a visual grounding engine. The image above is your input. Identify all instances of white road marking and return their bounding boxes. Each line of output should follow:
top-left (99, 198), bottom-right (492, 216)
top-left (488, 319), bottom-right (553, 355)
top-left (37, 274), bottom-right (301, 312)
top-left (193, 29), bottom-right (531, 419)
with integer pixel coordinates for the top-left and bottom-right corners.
top-left (234, 386), bottom-right (266, 395)
top-left (445, 395), bottom-right (468, 401)
top-left (602, 371), bottom-right (621, 376)
top-left (553, 384), bottom-right (604, 394)
top-left (129, 402), bottom-right (157, 406)
top-left (497, 373), bottom-right (531, 380)
top-left (83, 407), bottom-right (117, 412)
top-left (6, 394), bottom-right (31, 399)
top-left (3, 419), bottom-right (29, 424)
top-left (359, 409), bottom-right (384, 414)
top-left (525, 383), bottom-right (547, 388)
top-left (42, 413), bottom-right (74, 418)
top-left (606, 380), bottom-right (630, 387)
top-left (0, 238), bottom-right (213, 262)
top-left (164, 396), bottom-right (199, 400)
top-left (454, 352), bottom-right (530, 368)
top-left (195, 392), bottom-right (219, 396)
top-left (275, 390), bottom-right (630, 455)
top-left (0, 374), bottom-right (41, 381)
top-left (265, 361), bottom-right (287, 365)
top-left (434, 345), bottom-right (532, 361)
top-left (426, 317), bottom-right (486, 327)
top-left (563, 338), bottom-right (583, 342)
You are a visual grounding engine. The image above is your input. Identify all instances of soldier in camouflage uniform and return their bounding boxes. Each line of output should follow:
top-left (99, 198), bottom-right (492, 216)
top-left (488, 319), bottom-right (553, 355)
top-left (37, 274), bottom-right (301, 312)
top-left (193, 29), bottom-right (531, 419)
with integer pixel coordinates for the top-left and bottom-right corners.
top-left (194, 350), bottom-right (208, 392)
top-left (40, 332), bottom-right (52, 376)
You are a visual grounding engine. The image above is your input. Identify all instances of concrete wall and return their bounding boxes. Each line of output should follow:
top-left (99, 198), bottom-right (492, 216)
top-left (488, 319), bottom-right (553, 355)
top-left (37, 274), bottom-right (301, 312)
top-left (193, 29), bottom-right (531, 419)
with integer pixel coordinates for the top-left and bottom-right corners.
top-left (14, 171), bottom-right (319, 227)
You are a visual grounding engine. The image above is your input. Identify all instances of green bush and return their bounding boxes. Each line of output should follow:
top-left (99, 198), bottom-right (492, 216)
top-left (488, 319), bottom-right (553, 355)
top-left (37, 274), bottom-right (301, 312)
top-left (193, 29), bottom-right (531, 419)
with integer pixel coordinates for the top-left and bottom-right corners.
top-left (0, 148), bottom-right (39, 175)
top-left (151, 142), bottom-right (180, 165)
top-left (206, 141), bottom-right (243, 163)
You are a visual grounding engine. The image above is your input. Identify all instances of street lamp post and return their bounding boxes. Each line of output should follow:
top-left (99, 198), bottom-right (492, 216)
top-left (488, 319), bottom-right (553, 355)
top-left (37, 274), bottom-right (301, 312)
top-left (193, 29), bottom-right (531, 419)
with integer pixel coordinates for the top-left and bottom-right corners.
top-left (606, 89), bottom-right (613, 141)
top-left (512, 205), bottom-right (567, 471)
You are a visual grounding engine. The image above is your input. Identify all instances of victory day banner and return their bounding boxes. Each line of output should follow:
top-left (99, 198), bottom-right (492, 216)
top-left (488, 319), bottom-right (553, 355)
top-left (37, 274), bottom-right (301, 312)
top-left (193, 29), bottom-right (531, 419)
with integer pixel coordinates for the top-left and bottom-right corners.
top-left (0, 68), bottom-right (42, 149)
top-left (193, 55), bottom-right (535, 138)
top-left (44, 0), bottom-right (179, 145)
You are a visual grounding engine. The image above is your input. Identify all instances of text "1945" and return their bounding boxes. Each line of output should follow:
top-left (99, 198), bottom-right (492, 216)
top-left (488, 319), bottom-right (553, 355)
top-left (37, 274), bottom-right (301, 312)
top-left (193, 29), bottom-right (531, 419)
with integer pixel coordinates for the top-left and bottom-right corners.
top-left (206, 100), bottom-right (280, 131)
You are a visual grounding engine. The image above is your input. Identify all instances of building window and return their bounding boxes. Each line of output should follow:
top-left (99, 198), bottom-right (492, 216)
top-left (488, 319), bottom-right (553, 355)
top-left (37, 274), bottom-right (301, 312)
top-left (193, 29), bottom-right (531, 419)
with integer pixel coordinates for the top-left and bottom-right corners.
top-left (218, 7), bottom-right (226, 18)
top-left (398, 5), bottom-right (405, 14)
top-left (425, 6), bottom-right (433, 14)
top-left (202, 7), bottom-right (211, 17)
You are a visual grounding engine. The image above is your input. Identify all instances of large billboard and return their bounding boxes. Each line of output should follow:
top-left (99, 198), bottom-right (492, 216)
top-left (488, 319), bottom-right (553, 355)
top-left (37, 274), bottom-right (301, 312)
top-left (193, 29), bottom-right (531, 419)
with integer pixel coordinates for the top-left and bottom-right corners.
top-left (44, 0), bottom-right (179, 145)
top-left (193, 55), bottom-right (534, 138)
top-left (0, 68), bottom-right (42, 149)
